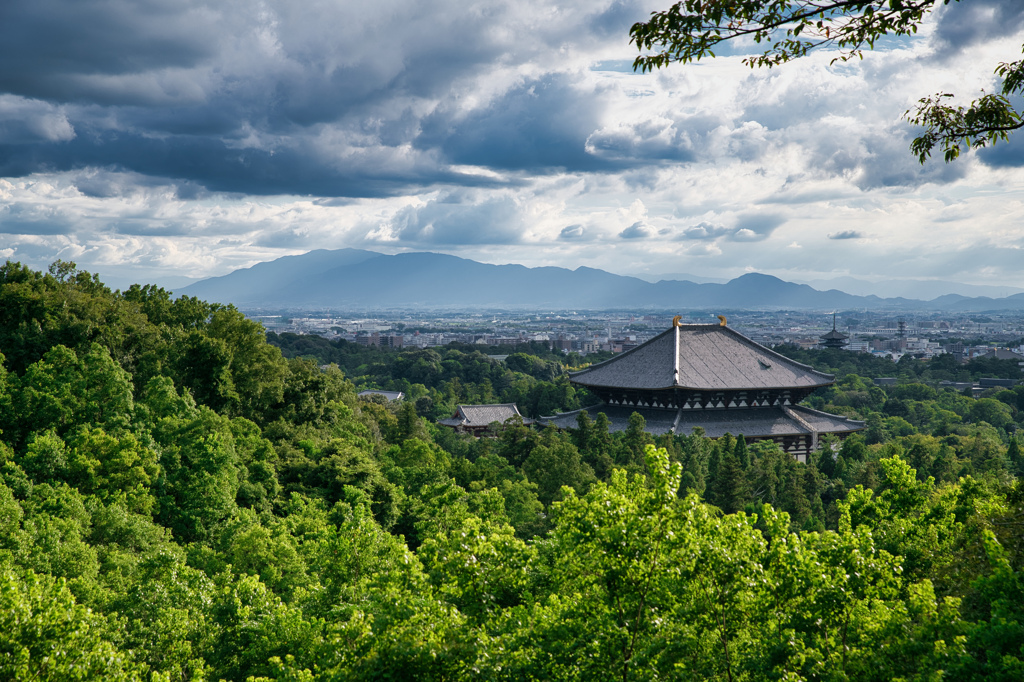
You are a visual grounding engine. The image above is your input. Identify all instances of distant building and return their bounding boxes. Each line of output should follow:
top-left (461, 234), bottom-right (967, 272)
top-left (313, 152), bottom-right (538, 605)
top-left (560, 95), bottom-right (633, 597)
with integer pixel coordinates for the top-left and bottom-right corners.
top-left (819, 314), bottom-right (849, 349)
top-left (437, 404), bottom-right (534, 436)
top-left (939, 381), bottom-right (974, 392)
top-left (979, 378), bottom-right (1018, 389)
top-left (358, 390), bottom-right (405, 401)
top-left (977, 348), bottom-right (1024, 362)
top-left (554, 335), bottom-right (576, 352)
top-left (355, 333), bottom-right (404, 348)
top-left (487, 336), bottom-right (522, 346)
top-left (543, 319), bottom-right (864, 461)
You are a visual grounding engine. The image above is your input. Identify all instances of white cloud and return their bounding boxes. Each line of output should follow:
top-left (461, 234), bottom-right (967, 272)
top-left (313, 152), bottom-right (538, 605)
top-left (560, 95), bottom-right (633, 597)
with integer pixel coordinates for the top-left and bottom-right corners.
top-left (1, 1), bottom-right (1023, 289)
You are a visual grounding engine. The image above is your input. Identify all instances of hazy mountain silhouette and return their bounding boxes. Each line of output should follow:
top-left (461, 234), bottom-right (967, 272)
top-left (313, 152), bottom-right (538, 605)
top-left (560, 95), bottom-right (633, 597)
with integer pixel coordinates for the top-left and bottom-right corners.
top-left (175, 249), bottom-right (1024, 311)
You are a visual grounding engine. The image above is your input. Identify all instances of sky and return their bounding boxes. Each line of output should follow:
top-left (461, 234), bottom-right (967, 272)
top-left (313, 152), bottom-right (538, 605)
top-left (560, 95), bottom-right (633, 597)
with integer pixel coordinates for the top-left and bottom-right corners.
top-left (2, 0), bottom-right (1024, 291)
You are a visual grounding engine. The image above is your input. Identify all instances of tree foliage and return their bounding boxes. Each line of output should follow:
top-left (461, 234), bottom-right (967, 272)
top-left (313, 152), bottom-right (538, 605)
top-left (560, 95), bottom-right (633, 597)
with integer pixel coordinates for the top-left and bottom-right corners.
top-left (629, 0), bottom-right (1024, 163)
top-left (1, 261), bottom-right (1024, 680)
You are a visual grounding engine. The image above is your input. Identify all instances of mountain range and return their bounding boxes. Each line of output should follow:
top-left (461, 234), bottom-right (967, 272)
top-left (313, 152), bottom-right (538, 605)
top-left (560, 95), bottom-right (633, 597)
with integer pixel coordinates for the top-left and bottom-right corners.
top-left (175, 249), bottom-right (1024, 312)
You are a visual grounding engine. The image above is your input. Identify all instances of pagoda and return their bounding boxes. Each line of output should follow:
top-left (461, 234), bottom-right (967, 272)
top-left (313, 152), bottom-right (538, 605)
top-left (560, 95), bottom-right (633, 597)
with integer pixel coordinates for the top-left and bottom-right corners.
top-left (544, 317), bottom-right (864, 460)
top-left (819, 313), bottom-right (849, 349)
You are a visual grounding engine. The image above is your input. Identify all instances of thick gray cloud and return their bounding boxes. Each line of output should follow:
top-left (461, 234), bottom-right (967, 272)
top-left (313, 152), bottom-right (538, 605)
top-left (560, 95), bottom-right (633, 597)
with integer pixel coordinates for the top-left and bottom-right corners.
top-left (828, 230), bottom-right (865, 240)
top-left (678, 222), bottom-right (731, 240)
top-left (977, 131), bottom-right (1024, 167)
top-left (387, 192), bottom-right (524, 246)
top-left (0, 1), bottom-right (220, 104)
top-left (2, 0), bottom-right (1024, 289)
top-left (732, 213), bottom-right (785, 241)
top-left (559, 224), bottom-right (588, 240)
top-left (0, 96), bottom-right (75, 143)
top-left (419, 74), bottom-right (612, 172)
top-left (586, 118), bottom-right (696, 164)
top-left (934, 0), bottom-right (1024, 54)
top-left (671, 214), bottom-right (782, 244)
top-left (619, 221), bottom-right (653, 239)
top-left (0, 1), bottom-right (656, 196)
top-left (0, 0), bottom-right (985, 201)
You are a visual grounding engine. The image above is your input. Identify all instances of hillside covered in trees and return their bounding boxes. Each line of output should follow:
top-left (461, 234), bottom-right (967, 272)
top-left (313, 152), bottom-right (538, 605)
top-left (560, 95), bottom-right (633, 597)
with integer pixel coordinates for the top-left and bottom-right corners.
top-left (1, 260), bottom-right (1023, 681)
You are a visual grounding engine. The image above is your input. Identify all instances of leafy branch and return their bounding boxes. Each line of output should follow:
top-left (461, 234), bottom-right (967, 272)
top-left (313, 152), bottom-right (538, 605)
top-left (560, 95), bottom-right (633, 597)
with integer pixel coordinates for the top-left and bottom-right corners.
top-left (630, 1), bottom-right (1024, 163)
top-left (906, 55), bottom-right (1024, 162)
top-left (630, 1), bottom-right (940, 71)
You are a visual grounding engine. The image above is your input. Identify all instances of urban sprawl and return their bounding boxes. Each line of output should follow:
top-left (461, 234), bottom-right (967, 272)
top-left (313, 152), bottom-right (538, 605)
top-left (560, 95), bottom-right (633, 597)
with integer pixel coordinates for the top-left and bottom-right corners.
top-left (250, 309), bottom-right (1024, 366)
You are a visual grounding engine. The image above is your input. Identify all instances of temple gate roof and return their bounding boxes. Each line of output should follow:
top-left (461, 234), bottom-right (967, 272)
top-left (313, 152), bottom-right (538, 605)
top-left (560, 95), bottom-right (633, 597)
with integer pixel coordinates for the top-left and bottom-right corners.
top-left (437, 403), bottom-right (532, 428)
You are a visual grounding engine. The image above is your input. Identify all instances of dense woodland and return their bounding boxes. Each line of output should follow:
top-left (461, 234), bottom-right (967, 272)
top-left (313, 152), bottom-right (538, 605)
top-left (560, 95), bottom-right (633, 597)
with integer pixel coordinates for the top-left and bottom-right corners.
top-left (1, 260), bottom-right (1023, 681)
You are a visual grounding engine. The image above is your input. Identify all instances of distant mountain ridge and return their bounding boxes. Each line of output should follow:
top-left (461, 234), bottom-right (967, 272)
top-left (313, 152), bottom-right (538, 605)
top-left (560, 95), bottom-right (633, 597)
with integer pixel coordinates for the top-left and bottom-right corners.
top-left (796, 276), bottom-right (1024, 300)
top-left (175, 249), bottom-right (1024, 312)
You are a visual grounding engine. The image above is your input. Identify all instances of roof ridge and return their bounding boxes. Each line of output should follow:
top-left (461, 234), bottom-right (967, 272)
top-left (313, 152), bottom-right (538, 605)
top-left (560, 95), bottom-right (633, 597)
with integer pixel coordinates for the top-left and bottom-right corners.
top-left (569, 326), bottom-right (675, 378)
top-left (789, 404), bottom-right (866, 426)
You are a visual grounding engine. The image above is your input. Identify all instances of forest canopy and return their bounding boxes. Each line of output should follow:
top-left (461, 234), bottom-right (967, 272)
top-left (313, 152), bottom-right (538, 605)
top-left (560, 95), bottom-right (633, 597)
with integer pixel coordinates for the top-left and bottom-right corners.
top-left (0, 260), bottom-right (1023, 680)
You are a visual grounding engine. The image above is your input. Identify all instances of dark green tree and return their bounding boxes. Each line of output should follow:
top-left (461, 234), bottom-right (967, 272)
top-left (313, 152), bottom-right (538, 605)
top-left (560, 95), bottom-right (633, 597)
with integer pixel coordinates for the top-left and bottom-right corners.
top-left (1008, 436), bottom-right (1022, 476)
top-left (620, 412), bottom-right (652, 470)
top-left (523, 430), bottom-right (595, 507)
top-left (713, 440), bottom-right (750, 514)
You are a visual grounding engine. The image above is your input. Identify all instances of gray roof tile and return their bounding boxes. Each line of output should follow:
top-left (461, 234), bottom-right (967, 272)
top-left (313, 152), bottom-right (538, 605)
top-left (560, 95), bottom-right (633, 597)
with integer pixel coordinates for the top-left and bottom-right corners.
top-left (543, 403), bottom-right (863, 439)
top-left (439, 403), bottom-right (533, 427)
top-left (570, 324), bottom-right (833, 391)
top-left (358, 390), bottom-right (405, 401)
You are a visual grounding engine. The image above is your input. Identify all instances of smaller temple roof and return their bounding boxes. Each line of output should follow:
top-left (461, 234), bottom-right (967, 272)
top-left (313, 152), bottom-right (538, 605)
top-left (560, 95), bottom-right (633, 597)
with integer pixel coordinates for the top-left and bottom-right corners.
top-left (358, 389), bottom-right (405, 401)
top-left (570, 323), bottom-right (834, 392)
top-left (438, 403), bottom-right (533, 428)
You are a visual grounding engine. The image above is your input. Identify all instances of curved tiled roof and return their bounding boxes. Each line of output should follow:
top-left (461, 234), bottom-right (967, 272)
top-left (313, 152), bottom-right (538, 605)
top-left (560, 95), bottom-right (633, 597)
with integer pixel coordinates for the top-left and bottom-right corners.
top-left (358, 390), bottom-right (405, 401)
top-left (437, 403), bottom-right (532, 428)
top-left (542, 404), bottom-right (864, 438)
top-left (570, 324), bottom-right (833, 391)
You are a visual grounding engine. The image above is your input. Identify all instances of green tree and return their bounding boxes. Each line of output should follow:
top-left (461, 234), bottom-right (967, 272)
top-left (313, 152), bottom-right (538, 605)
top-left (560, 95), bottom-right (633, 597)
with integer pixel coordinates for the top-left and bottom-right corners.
top-left (216, 509), bottom-right (309, 598)
top-left (155, 409), bottom-right (240, 542)
top-left (205, 308), bottom-right (288, 422)
top-left (1008, 436), bottom-right (1022, 476)
top-left (0, 568), bottom-right (145, 681)
top-left (712, 438), bottom-right (750, 515)
top-left (21, 483), bottom-right (100, 584)
top-left (108, 549), bottom-right (214, 679)
top-left (620, 411), bottom-right (652, 469)
top-left (207, 573), bottom-right (319, 682)
top-left (630, 1), bottom-right (1024, 162)
top-left (969, 397), bottom-right (1015, 430)
top-left (171, 331), bottom-right (239, 414)
top-left (522, 432), bottom-right (595, 507)
top-left (677, 427), bottom-right (712, 495)
top-left (12, 343), bottom-right (134, 446)
top-left (396, 400), bottom-right (428, 442)
top-left (66, 427), bottom-right (159, 515)
top-left (418, 513), bottom-right (537, 621)
top-left (944, 531), bottom-right (1024, 680)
